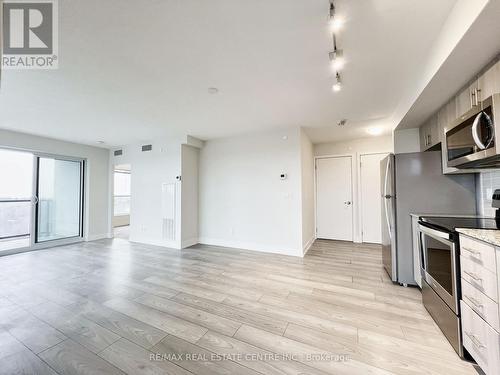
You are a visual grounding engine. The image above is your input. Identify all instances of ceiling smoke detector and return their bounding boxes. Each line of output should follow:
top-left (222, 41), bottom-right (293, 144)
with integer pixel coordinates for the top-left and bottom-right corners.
top-left (337, 119), bottom-right (347, 127)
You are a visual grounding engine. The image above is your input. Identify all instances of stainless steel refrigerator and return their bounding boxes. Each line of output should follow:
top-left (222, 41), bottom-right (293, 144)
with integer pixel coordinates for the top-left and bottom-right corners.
top-left (380, 151), bottom-right (477, 285)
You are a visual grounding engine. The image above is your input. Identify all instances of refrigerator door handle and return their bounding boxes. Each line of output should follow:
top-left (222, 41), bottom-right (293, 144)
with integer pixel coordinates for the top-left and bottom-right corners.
top-left (383, 158), bottom-right (392, 239)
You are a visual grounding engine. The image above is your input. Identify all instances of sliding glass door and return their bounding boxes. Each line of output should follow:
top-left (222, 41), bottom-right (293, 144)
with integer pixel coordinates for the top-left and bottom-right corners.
top-left (0, 148), bottom-right (84, 255)
top-left (36, 157), bottom-right (84, 243)
top-left (0, 149), bottom-right (34, 252)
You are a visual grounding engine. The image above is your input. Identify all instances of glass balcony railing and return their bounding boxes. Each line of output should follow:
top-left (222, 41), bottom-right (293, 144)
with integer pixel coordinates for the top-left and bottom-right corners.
top-left (0, 200), bottom-right (31, 240)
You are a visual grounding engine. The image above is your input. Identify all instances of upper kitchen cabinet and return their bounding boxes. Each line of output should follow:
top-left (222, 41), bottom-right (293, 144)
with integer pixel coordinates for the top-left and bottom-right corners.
top-left (478, 57), bottom-right (500, 102)
top-left (456, 79), bottom-right (480, 119)
top-left (420, 114), bottom-right (439, 151)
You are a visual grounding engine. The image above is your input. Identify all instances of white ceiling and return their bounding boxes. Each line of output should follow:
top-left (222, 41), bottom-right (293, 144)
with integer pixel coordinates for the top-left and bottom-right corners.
top-left (0, 0), bottom-right (457, 147)
top-left (396, 0), bottom-right (500, 131)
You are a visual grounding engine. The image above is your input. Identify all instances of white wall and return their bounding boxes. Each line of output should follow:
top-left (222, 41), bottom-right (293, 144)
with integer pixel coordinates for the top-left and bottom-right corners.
top-left (394, 129), bottom-right (421, 154)
top-left (199, 128), bottom-right (303, 256)
top-left (113, 141), bottom-right (182, 248)
top-left (0, 129), bottom-right (110, 240)
top-left (300, 129), bottom-right (315, 254)
top-left (181, 145), bottom-right (199, 248)
top-left (476, 171), bottom-right (500, 217)
top-left (314, 136), bottom-right (393, 243)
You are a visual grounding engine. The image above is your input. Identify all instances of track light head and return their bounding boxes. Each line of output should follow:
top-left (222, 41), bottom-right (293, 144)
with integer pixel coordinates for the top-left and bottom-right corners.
top-left (329, 0), bottom-right (344, 32)
top-left (329, 49), bottom-right (344, 71)
top-left (332, 73), bottom-right (342, 92)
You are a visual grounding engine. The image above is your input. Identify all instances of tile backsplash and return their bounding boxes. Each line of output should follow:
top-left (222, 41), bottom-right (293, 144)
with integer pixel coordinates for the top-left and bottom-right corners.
top-left (476, 171), bottom-right (500, 217)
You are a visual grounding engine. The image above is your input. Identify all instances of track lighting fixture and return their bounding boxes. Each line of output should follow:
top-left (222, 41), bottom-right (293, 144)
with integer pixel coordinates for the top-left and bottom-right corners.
top-left (329, 0), bottom-right (343, 32)
top-left (329, 34), bottom-right (344, 71)
top-left (329, 49), bottom-right (344, 71)
top-left (328, 1), bottom-right (345, 93)
top-left (332, 73), bottom-right (342, 92)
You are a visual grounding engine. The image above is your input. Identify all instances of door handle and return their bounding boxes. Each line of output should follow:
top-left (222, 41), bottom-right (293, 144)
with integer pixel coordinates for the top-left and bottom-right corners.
top-left (464, 270), bottom-right (483, 283)
top-left (465, 295), bottom-right (484, 309)
top-left (465, 331), bottom-right (486, 349)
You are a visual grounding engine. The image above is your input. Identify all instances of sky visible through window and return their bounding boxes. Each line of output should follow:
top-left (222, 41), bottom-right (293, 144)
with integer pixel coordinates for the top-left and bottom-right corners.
top-left (0, 149), bottom-right (33, 199)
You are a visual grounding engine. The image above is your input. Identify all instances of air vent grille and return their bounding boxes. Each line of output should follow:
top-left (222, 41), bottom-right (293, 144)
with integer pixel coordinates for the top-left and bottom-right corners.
top-left (114, 149), bottom-right (123, 156)
top-left (142, 145), bottom-right (153, 152)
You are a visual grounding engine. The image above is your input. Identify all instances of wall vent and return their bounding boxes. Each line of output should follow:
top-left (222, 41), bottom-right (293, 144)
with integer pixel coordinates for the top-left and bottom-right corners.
top-left (161, 183), bottom-right (176, 241)
top-left (142, 144), bottom-right (153, 152)
top-left (114, 149), bottom-right (123, 156)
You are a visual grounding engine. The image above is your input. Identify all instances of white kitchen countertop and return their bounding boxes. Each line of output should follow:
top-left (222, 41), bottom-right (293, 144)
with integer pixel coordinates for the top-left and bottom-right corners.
top-left (457, 228), bottom-right (500, 247)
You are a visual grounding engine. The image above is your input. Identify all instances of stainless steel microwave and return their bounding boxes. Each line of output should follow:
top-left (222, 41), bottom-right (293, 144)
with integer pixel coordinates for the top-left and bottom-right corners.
top-left (445, 94), bottom-right (500, 169)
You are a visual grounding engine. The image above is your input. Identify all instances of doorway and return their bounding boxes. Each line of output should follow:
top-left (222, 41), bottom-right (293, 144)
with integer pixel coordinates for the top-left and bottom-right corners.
top-left (315, 156), bottom-right (353, 241)
top-left (360, 152), bottom-right (389, 244)
top-left (0, 148), bottom-right (84, 255)
top-left (113, 164), bottom-right (131, 240)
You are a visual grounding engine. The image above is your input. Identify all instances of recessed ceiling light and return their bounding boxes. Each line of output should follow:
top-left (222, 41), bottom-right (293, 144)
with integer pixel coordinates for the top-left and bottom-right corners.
top-left (367, 127), bottom-right (384, 136)
top-left (208, 87), bottom-right (219, 94)
top-left (97, 140), bottom-right (105, 144)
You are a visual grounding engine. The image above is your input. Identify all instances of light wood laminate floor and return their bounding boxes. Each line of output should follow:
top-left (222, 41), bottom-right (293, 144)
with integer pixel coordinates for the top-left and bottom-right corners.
top-left (0, 238), bottom-right (477, 375)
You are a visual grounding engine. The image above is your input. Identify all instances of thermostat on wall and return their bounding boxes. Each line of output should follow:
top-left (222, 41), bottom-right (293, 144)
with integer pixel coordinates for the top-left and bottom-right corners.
top-left (280, 173), bottom-right (287, 180)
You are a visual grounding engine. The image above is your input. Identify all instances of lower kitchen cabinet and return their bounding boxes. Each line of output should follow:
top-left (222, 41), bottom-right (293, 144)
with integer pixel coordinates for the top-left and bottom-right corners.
top-left (459, 233), bottom-right (500, 375)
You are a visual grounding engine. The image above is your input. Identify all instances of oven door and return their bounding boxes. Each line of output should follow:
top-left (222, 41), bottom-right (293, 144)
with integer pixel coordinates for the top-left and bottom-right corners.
top-left (419, 223), bottom-right (459, 314)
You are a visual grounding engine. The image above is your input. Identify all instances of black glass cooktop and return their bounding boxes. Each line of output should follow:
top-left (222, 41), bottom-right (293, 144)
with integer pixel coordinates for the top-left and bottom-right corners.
top-left (420, 216), bottom-right (500, 233)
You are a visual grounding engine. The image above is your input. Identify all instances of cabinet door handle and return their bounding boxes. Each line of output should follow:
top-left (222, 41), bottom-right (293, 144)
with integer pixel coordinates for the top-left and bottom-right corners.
top-left (465, 331), bottom-right (486, 349)
top-left (462, 247), bottom-right (482, 259)
top-left (465, 295), bottom-right (484, 309)
top-left (471, 90), bottom-right (475, 108)
top-left (464, 270), bottom-right (483, 282)
top-left (475, 88), bottom-right (481, 106)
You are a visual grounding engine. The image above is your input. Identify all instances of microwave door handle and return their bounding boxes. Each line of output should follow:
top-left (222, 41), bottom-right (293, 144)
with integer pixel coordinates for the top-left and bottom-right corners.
top-left (472, 111), bottom-right (495, 150)
top-left (472, 112), bottom-right (485, 150)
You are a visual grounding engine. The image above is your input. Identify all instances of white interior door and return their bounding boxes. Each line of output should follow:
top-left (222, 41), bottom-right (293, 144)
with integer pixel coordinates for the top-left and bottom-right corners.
top-left (360, 153), bottom-right (389, 244)
top-left (316, 156), bottom-right (353, 241)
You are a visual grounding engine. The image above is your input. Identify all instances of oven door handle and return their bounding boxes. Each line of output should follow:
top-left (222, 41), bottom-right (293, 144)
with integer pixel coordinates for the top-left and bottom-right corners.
top-left (418, 223), bottom-right (453, 242)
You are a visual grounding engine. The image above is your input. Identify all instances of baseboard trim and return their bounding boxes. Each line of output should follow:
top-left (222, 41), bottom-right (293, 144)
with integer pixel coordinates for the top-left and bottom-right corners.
top-left (86, 233), bottom-right (112, 241)
top-left (129, 236), bottom-right (181, 250)
top-left (303, 235), bottom-right (315, 255)
top-left (198, 237), bottom-right (302, 257)
top-left (181, 237), bottom-right (199, 249)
